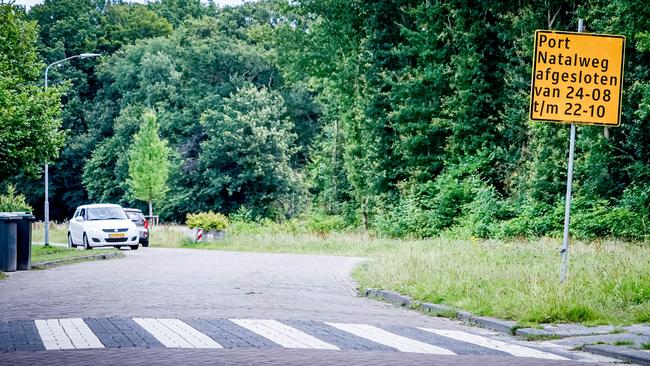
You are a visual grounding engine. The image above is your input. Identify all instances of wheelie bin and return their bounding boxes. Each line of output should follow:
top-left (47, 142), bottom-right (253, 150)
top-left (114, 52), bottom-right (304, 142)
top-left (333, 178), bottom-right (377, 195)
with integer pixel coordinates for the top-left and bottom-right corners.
top-left (0, 213), bottom-right (20, 272)
top-left (16, 212), bottom-right (36, 270)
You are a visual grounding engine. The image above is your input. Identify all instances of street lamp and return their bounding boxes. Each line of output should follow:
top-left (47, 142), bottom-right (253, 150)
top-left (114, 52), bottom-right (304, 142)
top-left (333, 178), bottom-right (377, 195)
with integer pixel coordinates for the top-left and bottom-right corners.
top-left (43, 53), bottom-right (100, 247)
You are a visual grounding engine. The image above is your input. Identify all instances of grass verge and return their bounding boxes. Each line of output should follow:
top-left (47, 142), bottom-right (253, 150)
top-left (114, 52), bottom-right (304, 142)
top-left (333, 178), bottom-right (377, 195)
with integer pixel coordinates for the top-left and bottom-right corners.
top-left (32, 222), bottom-right (68, 244)
top-left (181, 231), bottom-right (394, 256)
top-left (31, 245), bottom-right (119, 263)
top-left (353, 238), bottom-right (650, 325)
top-left (0, 272), bottom-right (5, 280)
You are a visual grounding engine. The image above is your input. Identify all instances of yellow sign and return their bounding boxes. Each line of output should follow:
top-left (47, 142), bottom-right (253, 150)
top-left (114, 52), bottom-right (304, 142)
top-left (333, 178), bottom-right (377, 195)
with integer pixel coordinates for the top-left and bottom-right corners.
top-left (530, 30), bottom-right (625, 126)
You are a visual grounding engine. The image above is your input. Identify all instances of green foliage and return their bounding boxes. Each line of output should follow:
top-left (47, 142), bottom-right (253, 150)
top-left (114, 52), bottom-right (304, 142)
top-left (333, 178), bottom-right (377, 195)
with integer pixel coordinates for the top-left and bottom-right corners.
top-left (0, 185), bottom-right (32, 212)
top-left (0, 4), bottom-right (65, 181)
top-left (83, 104), bottom-right (145, 205)
top-left (571, 199), bottom-right (648, 241)
top-left (186, 211), bottom-right (229, 232)
top-left (306, 213), bottom-right (347, 237)
top-left (98, 4), bottom-right (173, 53)
top-left (198, 85), bottom-right (302, 218)
top-left (127, 111), bottom-right (171, 214)
top-left (16, 0), bottom-right (650, 241)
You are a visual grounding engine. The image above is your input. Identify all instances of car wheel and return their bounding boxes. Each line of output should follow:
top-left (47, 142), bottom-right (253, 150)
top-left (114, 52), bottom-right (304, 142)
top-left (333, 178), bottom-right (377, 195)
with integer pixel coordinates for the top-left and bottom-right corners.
top-left (142, 240), bottom-right (149, 248)
top-left (83, 233), bottom-right (92, 250)
top-left (67, 233), bottom-right (75, 248)
top-left (130, 245), bottom-right (139, 250)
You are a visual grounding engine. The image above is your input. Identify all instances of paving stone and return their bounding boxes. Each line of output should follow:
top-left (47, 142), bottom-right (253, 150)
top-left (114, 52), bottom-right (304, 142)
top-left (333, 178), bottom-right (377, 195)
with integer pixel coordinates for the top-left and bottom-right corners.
top-left (184, 319), bottom-right (280, 349)
top-left (541, 324), bottom-right (618, 338)
top-left (626, 325), bottom-right (650, 336)
top-left (584, 344), bottom-right (650, 365)
top-left (282, 320), bottom-right (395, 351)
top-left (550, 333), bottom-right (650, 348)
top-left (0, 320), bottom-right (44, 352)
top-left (84, 317), bottom-right (163, 349)
top-left (0, 348), bottom-right (602, 366)
top-left (383, 325), bottom-right (509, 356)
top-left (516, 328), bottom-right (555, 337)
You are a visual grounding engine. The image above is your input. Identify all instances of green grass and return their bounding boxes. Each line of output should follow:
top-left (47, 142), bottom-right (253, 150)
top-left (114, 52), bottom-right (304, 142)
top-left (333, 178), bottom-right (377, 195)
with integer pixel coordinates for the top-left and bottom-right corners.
top-left (31, 245), bottom-right (119, 263)
top-left (353, 238), bottom-right (650, 325)
top-left (0, 272), bottom-right (5, 280)
top-left (32, 222), bottom-right (68, 244)
top-left (613, 340), bottom-right (635, 346)
top-left (642, 342), bottom-right (650, 350)
top-left (182, 231), bottom-right (394, 256)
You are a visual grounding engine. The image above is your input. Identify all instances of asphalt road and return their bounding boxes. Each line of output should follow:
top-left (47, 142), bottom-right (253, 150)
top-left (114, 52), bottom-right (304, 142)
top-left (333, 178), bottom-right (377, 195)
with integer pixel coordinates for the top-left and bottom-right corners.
top-left (0, 248), bottom-right (620, 365)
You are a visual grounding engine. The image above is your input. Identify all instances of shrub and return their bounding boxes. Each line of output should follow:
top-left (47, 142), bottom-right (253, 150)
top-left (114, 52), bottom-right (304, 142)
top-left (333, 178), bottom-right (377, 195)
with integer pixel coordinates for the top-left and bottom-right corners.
top-left (496, 198), bottom-right (564, 239)
top-left (450, 177), bottom-right (508, 239)
top-left (307, 213), bottom-right (347, 237)
top-left (0, 185), bottom-right (32, 212)
top-left (186, 211), bottom-right (229, 231)
top-left (570, 198), bottom-right (647, 241)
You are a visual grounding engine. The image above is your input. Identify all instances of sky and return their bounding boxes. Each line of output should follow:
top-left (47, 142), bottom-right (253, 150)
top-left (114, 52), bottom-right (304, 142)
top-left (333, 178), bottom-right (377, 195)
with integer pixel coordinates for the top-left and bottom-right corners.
top-left (13, 0), bottom-right (247, 9)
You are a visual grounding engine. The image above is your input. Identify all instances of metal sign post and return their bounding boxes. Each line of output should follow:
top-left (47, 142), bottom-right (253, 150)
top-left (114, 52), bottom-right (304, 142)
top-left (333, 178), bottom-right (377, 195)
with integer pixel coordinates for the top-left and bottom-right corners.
top-left (530, 18), bottom-right (625, 283)
top-left (559, 119), bottom-right (576, 283)
top-left (559, 19), bottom-right (583, 284)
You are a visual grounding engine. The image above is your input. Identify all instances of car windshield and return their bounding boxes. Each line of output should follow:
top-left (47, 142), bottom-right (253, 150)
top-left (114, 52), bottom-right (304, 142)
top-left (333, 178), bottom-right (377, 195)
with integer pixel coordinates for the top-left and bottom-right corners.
top-left (126, 212), bottom-right (143, 220)
top-left (87, 207), bottom-right (127, 220)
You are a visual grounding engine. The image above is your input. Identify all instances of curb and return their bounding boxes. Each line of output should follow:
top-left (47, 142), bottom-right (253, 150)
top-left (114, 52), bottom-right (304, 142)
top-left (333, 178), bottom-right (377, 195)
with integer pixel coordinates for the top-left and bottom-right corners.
top-left (365, 288), bottom-right (412, 307)
top-left (364, 288), bottom-right (517, 334)
top-left (583, 344), bottom-right (650, 366)
top-left (362, 287), bottom-right (650, 364)
top-left (32, 252), bottom-right (125, 269)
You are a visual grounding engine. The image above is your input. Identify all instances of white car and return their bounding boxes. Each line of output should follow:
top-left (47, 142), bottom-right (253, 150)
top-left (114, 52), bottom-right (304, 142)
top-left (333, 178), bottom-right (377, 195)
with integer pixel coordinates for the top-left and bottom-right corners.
top-left (68, 204), bottom-right (140, 250)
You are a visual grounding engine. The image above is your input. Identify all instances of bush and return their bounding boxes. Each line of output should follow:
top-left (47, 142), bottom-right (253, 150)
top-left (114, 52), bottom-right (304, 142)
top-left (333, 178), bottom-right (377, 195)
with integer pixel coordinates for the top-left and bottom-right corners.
top-left (446, 177), bottom-right (508, 239)
top-left (571, 198), bottom-right (648, 241)
top-left (186, 211), bottom-right (229, 231)
top-left (306, 213), bottom-right (347, 237)
top-left (0, 185), bottom-right (32, 212)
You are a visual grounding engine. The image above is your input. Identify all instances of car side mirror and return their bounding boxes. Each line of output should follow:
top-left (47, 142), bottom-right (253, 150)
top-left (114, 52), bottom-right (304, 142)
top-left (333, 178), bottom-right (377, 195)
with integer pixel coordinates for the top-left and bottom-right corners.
top-left (76, 216), bottom-right (84, 222)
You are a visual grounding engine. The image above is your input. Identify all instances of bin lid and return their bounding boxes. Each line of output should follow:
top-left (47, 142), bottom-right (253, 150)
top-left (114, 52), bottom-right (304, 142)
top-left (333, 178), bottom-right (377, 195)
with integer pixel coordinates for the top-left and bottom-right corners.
top-left (0, 213), bottom-right (22, 220)
top-left (9, 212), bottom-right (35, 220)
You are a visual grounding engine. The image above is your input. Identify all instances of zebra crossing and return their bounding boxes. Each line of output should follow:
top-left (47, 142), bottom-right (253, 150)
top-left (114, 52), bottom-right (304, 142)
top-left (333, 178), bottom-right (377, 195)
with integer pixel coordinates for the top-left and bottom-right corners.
top-left (0, 317), bottom-right (585, 361)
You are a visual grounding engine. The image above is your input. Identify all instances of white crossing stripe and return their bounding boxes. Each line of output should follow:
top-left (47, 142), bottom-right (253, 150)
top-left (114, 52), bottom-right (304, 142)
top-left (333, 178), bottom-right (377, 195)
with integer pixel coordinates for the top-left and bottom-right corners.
top-left (326, 323), bottom-right (455, 355)
top-left (420, 328), bottom-right (568, 360)
top-left (133, 318), bottom-right (222, 348)
top-left (230, 319), bottom-right (340, 350)
top-left (35, 318), bottom-right (104, 350)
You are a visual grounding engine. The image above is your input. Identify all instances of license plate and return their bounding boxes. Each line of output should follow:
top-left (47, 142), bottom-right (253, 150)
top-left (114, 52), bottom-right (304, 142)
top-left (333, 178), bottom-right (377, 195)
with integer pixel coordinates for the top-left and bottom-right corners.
top-left (109, 233), bottom-right (125, 238)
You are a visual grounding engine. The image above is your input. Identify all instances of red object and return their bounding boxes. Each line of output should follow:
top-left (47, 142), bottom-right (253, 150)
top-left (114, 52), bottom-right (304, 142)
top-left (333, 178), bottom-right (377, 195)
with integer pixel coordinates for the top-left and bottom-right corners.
top-left (197, 228), bottom-right (203, 241)
top-left (144, 219), bottom-right (149, 230)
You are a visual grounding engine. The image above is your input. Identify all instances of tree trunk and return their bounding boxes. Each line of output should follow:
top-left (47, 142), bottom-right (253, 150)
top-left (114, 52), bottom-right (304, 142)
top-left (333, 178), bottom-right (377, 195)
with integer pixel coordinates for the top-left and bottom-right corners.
top-left (148, 200), bottom-right (153, 220)
top-left (362, 197), bottom-right (369, 232)
top-left (330, 118), bottom-right (339, 214)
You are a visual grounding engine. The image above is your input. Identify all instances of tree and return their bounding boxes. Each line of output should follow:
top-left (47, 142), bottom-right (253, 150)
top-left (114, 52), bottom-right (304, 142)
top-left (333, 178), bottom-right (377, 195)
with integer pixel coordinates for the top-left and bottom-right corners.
top-left (0, 4), bottom-right (64, 182)
top-left (127, 111), bottom-right (171, 218)
top-left (199, 85), bottom-right (301, 218)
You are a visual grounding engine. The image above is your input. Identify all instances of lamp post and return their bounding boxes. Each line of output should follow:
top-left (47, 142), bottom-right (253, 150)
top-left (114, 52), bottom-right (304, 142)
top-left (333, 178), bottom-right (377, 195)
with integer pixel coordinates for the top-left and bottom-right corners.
top-left (44, 53), bottom-right (100, 247)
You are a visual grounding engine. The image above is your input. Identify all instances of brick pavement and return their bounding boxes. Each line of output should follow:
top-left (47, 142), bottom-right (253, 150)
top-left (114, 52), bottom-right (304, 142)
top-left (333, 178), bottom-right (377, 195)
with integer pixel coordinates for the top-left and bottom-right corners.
top-left (0, 248), bottom-right (625, 365)
top-left (0, 248), bottom-right (462, 327)
top-left (0, 348), bottom-right (614, 366)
